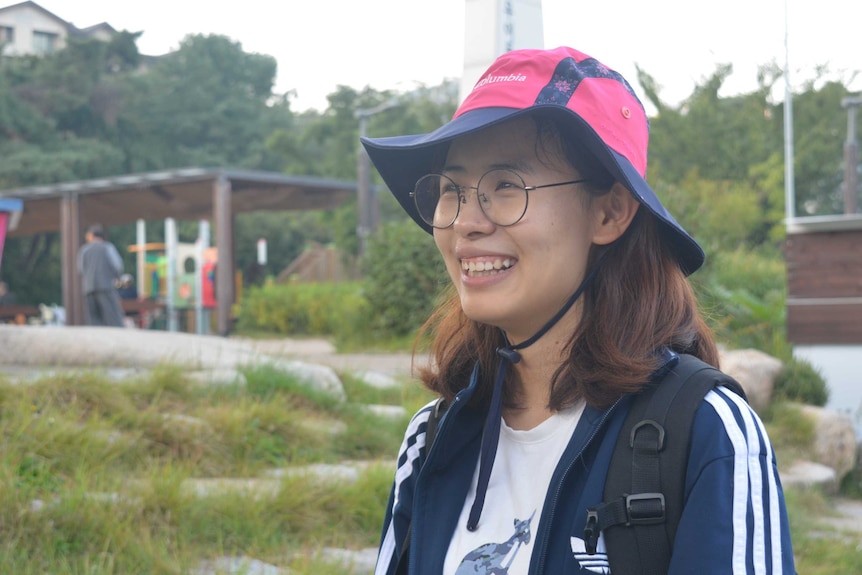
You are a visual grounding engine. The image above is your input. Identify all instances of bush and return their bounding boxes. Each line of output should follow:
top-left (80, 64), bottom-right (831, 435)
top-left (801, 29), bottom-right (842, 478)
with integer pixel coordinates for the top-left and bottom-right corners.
top-left (362, 220), bottom-right (448, 338)
top-left (694, 247), bottom-right (789, 358)
top-left (235, 281), bottom-right (370, 342)
top-left (773, 356), bottom-right (829, 406)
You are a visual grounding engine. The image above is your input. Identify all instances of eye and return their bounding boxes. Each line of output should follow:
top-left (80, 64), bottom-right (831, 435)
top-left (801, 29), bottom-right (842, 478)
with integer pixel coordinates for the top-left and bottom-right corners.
top-left (490, 177), bottom-right (524, 199)
top-left (439, 182), bottom-right (461, 198)
top-left (483, 169), bottom-right (525, 195)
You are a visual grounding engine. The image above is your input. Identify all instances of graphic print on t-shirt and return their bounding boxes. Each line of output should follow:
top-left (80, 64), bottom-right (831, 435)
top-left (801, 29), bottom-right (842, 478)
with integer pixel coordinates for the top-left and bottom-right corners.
top-left (455, 511), bottom-right (535, 574)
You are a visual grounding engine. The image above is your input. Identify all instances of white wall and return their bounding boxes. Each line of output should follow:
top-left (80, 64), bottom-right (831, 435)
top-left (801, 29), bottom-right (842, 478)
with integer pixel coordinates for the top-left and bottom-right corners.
top-left (794, 345), bottom-right (862, 437)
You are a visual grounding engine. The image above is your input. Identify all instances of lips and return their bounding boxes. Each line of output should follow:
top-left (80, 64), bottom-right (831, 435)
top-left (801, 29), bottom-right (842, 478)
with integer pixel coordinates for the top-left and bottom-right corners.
top-left (460, 257), bottom-right (516, 277)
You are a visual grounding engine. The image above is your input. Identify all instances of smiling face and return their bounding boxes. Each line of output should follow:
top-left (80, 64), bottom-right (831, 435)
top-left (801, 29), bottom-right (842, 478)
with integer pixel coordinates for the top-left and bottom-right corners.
top-left (432, 116), bottom-right (607, 343)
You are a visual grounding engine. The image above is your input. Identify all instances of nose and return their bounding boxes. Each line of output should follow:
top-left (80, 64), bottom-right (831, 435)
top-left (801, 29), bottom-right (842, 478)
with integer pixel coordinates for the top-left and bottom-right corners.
top-left (452, 187), bottom-right (494, 235)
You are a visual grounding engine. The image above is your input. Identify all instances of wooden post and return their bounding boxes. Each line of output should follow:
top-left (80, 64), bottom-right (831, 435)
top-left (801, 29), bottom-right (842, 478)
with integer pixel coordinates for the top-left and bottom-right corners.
top-left (60, 193), bottom-right (82, 325)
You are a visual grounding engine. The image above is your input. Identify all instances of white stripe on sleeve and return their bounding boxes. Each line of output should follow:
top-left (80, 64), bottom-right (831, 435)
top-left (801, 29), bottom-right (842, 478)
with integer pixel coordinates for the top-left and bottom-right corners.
top-left (718, 387), bottom-right (784, 575)
top-left (705, 390), bottom-right (751, 575)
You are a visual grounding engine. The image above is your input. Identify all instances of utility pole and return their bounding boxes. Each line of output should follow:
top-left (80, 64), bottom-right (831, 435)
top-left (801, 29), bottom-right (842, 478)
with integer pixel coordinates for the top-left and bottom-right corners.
top-left (841, 95), bottom-right (861, 215)
top-left (355, 100), bottom-right (399, 257)
top-left (783, 0), bottom-right (795, 222)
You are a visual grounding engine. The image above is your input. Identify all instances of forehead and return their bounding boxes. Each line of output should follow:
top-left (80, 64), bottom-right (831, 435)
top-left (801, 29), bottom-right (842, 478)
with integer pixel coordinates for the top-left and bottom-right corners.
top-left (444, 116), bottom-right (564, 172)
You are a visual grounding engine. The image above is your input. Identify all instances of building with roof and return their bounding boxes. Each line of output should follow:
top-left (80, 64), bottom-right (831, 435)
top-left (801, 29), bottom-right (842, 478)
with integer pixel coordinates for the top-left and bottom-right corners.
top-left (0, 1), bottom-right (116, 56)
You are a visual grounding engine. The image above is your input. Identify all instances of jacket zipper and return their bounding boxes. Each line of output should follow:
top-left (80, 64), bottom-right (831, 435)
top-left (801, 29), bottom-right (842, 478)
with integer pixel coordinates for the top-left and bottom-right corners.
top-left (532, 396), bottom-right (624, 575)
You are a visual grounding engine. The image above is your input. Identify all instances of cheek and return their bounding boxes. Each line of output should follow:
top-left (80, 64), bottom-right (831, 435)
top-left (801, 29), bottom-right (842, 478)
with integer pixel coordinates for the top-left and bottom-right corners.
top-left (433, 231), bottom-right (461, 281)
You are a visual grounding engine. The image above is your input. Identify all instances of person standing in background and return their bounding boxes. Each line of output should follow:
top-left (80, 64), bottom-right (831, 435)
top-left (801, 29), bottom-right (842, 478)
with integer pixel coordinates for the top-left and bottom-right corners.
top-left (78, 223), bottom-right (125, 327)
top-left (0, 280), bottom-right (16, 306)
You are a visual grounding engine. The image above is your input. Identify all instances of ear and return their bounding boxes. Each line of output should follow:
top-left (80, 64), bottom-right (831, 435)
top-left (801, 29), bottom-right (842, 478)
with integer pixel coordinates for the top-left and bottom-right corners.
top-left (591, 182), bottom-right (640, 245)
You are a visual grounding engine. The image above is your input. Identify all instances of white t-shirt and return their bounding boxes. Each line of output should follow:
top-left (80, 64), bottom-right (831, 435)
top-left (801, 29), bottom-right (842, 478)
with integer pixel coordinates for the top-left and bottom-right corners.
top-left (443, 403), bottom-right (585, 575)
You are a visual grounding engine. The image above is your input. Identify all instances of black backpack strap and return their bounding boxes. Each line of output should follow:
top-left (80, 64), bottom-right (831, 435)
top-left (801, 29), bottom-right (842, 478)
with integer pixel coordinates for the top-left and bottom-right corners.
top-left (585, 354), bottom-right (746, 575)
top-left (394, 397), bottom-right (448, 575)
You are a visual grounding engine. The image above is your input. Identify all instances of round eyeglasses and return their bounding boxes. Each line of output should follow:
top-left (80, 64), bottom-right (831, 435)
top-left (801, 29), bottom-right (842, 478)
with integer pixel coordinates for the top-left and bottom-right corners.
top-left (410, 169), bottom-right (591, 229)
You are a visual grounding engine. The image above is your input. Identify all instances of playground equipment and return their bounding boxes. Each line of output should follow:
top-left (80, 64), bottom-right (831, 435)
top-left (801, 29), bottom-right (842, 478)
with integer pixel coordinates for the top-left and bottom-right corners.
top-left (130, 218), bottom-right (218, 334)
top-left (128, 242), bottom-right (217, 309)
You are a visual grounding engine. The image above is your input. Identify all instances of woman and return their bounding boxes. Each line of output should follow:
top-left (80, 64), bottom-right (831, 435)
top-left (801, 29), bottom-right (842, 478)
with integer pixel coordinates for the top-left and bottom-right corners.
top-left (361, 46), bottom-right (795, 575)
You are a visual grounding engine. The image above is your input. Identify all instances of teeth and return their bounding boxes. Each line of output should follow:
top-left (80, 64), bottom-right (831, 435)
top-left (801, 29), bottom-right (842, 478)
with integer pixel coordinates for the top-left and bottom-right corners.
top-left (461, 258), bottom-right (514, 275)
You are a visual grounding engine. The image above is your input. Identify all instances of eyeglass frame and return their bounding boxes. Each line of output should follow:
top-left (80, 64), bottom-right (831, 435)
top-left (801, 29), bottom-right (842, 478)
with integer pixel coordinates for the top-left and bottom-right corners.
top-left (409, 168), bottom-right (592, 229)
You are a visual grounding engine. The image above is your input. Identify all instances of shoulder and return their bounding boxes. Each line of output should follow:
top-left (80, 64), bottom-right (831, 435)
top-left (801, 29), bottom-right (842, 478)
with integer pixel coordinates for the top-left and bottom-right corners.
top-left (675, 385), bottom-right (795, 573)
top-left (691, 384), bottom-right (775, 465)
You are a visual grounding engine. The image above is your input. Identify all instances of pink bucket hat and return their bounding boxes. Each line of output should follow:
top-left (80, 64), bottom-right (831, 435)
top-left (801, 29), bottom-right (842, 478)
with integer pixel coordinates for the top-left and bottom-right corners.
top-left (360, 46), bottom-right (704, 275)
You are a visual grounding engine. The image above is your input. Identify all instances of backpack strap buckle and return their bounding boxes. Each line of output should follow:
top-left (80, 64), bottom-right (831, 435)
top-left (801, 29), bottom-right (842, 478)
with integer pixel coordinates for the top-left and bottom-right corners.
top-left (584, 509), bottom-right (601, 555)
top-left (625, 492), bottom-right (666, 525)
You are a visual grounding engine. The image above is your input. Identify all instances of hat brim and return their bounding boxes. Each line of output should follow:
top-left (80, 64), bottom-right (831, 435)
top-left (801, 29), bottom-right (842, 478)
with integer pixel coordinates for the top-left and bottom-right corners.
top-left (361, 106), bottom-right (704, 275)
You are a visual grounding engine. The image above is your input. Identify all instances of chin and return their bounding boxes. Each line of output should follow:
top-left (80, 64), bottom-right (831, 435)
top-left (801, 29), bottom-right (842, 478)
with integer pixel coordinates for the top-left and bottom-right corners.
top-left (460, 304), bottom-right (511, 331)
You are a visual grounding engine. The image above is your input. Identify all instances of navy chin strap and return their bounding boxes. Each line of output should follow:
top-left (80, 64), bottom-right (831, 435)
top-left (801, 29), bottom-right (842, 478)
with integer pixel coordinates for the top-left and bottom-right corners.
top-left (466, 261), bottom-right (605, 531)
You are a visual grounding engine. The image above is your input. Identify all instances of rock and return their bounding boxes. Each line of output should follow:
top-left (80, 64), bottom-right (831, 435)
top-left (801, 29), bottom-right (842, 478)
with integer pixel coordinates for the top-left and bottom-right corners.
top-left (191, 556), bottom-right (285, 575)
top-left (719, 349), bottom-right (783, 411)
top-left (182, 478), bottom-right (282, 499)
top-left (799, 404), bottom-right (858, 481)
top-left (780, 460), bottom-right (839, 493)
top-left (319, 547), bottom-right (379, 573)
top-left (357, 370), bottom-right (401, 389)
top-left (268, 359), bottom-right (346, 402)
top-left (0, 326), bottom-right (346, 401)
top-left (187, 369), bottom-right (247, 386)
top-left (265, 461), bottom-right (378, 484)
top-left (363, 404), bottom-right (408, 420)
top-left (297, 417), bottom-right (348, 437)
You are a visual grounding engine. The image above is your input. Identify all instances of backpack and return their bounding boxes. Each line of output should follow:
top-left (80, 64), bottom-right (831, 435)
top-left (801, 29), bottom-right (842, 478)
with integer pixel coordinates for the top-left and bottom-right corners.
top-left (585, 353), bottom-right (746, 575)
top-left (397, 353), bottom-right (747, 575)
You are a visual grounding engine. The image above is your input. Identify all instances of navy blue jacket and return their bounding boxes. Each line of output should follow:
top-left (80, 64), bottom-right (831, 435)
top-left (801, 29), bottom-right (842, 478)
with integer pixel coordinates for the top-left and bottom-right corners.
top-left (374, 364), bottom-right (796, 574)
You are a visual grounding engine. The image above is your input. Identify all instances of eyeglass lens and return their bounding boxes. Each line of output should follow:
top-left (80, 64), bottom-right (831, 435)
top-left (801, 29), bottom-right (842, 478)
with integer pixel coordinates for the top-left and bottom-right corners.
top-left (413, 169), bottom-right (529, 228)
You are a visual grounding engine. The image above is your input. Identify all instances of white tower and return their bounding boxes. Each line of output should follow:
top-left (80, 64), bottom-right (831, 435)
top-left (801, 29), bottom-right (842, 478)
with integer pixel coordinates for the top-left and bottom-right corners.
top-left (460, 0), bottom-right (545, 102)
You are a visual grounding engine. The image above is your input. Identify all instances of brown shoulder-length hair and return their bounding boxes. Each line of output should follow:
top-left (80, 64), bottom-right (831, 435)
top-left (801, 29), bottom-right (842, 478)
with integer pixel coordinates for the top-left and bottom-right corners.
top-left (414, 112), bottom-right (718, 410)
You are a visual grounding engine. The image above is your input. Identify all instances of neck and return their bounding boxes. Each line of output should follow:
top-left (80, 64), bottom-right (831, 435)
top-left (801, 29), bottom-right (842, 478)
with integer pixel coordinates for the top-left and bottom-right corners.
top-left (502, 307), bottom-right (580, 430)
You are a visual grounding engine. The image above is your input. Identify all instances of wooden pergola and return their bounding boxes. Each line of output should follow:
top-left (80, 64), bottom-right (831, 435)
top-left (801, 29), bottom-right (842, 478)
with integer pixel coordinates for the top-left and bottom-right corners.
top-left (0, 167), bottom-right (356, 335)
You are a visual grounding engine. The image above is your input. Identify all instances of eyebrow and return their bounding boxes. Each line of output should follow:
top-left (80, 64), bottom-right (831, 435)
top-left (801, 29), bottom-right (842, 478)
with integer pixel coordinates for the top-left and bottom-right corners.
top-left (441, 160), bottom-right (535, 175)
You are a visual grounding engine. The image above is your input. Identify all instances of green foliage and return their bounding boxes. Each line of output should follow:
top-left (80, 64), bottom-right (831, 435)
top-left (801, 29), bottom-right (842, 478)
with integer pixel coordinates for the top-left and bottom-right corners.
top-left (235, 281), bottom-right (370, 342)
top-left (362, 220), bottom-right (448, 338)
top-left (764, 401), bottom-right (817, 450)
top-left (694, 247), bottom-right (789, 357)
top-left (118, 34), bottom-right (286, 171)
top-left (773, 357), bottom-right (829, 406)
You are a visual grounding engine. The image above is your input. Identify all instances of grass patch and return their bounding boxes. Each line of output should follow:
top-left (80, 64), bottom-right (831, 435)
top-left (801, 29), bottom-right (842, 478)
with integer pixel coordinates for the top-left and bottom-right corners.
top-left (784, 488), bottom-right (862, 574)
top-left (0, 363), bottom-right (402, 571)
top-left (763, 401), bottom-right (817, 464)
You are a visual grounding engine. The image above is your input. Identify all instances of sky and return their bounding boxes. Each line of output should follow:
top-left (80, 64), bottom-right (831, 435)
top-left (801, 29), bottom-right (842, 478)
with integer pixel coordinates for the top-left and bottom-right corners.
top-left (37, 0), bottom-right (862, 113)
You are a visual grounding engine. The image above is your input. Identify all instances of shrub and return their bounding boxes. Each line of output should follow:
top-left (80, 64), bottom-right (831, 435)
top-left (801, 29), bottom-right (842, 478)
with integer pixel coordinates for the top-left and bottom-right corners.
top-left (773, 356), bottom-right (829, 406)
top-left (362, 220), bottom-right (448, 338)
top-left (235, 281), bottom-right (370, 341)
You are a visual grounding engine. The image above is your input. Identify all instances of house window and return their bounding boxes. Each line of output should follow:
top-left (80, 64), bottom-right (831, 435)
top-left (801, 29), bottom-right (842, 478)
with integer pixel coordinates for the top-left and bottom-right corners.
top-left (0, 26), bottom-right (14, 44)
top-left (32, 30), bottom-right (57, 54)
